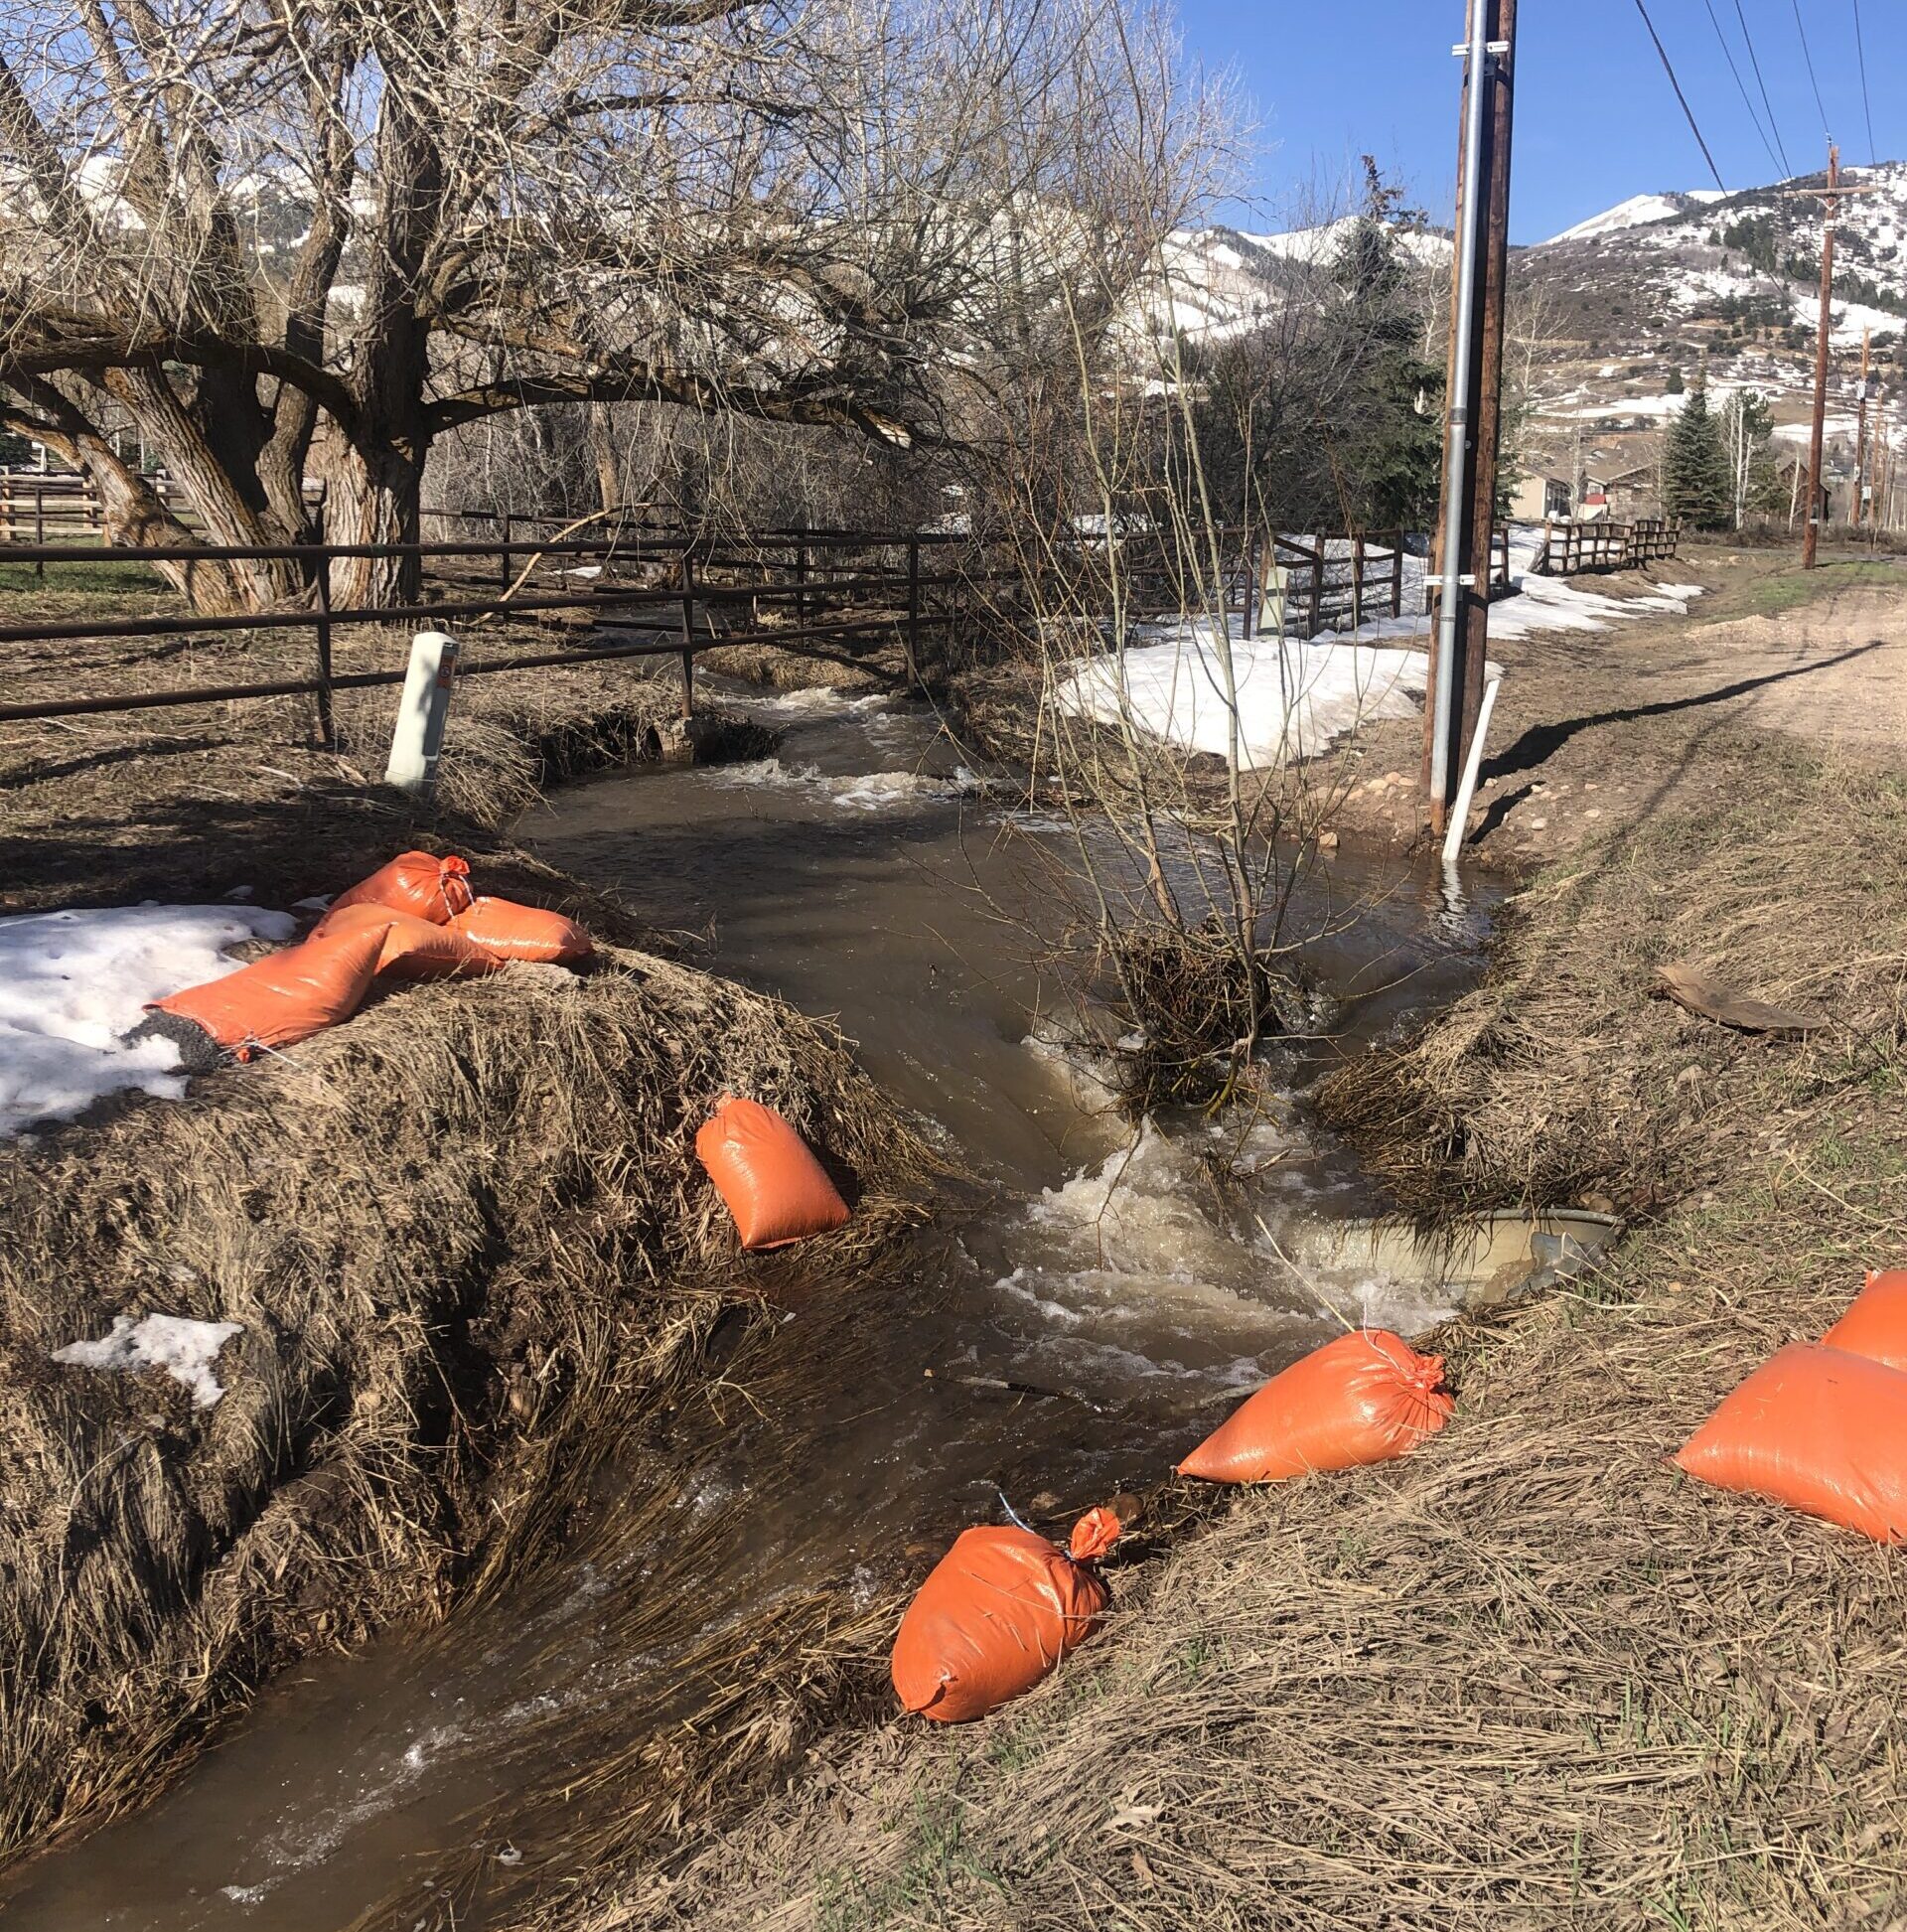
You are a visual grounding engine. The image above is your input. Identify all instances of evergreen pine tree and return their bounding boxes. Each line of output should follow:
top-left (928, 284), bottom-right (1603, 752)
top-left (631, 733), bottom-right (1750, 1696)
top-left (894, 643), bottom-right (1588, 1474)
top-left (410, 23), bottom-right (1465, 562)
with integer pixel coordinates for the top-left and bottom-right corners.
top-left (1663, 378), bottom-right (1732, 530)
top-left (1326, 158), bottom-right (1443, 529)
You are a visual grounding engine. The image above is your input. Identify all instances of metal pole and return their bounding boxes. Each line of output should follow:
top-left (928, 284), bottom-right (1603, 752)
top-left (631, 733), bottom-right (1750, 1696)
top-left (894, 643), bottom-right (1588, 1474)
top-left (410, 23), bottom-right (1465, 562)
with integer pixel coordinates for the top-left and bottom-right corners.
top-left (905, 535), bottom-right (921, 683)
top-left (314, 518), bottom-right (336, 750)
top-left (678, 551), bottom-right (696, 719)
top-left (1804, 144), bottom-right (1839, 569)
top-left (1426, 0), bottom-right (1494, 828)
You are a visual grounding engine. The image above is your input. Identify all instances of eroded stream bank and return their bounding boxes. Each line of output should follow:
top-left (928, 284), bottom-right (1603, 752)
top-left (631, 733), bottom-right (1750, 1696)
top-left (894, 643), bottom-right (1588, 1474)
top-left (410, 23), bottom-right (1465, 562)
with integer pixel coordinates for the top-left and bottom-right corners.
top-left (0, 682), bottom-right (1496, 1931)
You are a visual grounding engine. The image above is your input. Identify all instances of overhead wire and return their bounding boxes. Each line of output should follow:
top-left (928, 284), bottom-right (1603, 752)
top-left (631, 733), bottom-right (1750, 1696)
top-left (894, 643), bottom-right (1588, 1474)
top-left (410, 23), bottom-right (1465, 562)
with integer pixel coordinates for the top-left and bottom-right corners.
top-left (1789, 0), bottom-right (1831, 143)
top-left (1702, 0), bottom-right (1781, 181)
top-left (1732, 0), bottom-right (1793, 179)
top-left (1852, 0), bottom-right (1877, 168)
top-left (1632, 0), bottom-right (1728, 194)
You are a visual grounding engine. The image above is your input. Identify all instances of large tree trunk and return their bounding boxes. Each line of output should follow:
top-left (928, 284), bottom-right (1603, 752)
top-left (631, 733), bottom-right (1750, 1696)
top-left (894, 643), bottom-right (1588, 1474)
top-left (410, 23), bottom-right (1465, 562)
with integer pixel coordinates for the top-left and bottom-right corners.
top-left (321, 432), bottom-right (426, 609)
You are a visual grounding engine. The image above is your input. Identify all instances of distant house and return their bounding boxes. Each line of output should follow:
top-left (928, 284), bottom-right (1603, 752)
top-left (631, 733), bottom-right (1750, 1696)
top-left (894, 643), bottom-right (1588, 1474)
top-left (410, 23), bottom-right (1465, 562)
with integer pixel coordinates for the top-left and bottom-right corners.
top-left (1511, 473), bottom-right (1574, 520)
top-left (1586, 465), bottom-right (1659, 520)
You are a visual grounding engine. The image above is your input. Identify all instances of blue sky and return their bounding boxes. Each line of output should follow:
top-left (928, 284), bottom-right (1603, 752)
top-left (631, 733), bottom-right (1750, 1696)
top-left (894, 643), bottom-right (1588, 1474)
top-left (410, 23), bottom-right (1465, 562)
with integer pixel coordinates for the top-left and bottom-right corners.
top-left (1177, 2), bottom-right (1906, 243)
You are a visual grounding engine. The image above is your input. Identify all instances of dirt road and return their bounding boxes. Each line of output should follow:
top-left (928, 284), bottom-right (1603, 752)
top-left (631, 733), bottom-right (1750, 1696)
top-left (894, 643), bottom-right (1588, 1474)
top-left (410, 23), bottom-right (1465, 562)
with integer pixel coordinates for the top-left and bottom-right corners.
top-left (1338, 552), bottom-right (1907, 867)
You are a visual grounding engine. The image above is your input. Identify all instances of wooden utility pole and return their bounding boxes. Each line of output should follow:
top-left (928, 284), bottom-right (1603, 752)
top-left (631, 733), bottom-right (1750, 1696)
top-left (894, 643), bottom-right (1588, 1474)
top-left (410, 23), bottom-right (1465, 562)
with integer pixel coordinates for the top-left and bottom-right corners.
top-left (1423, 0), bottom-right (1516, 837)
top-left (1853, 327), bottom-right (1872, 525)
top-left (1784, 147), bottom-right (1877, 566)
top-left (1802, 146), bottom-right (1838, 567)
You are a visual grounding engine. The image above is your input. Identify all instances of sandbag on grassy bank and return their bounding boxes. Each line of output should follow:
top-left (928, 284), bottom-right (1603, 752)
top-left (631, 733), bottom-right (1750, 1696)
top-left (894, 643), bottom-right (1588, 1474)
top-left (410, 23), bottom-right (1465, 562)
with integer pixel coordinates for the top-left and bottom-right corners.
top-left (522, 736), bottom-right (1907, 1932)
top-left (0, 945), bottom-right (934, 1868)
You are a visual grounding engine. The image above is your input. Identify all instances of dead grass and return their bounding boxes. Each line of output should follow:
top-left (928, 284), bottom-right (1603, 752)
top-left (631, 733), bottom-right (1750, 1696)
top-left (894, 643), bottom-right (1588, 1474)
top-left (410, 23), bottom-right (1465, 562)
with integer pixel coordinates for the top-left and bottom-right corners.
top-left (512, 735), bottom-right (1907, 1932)
top-left (0, 943), bottom-right (938, 1867)
top-left (0, 599), bottom-right (783, 909)
top-left (0, 583), bottom-right (934, 1871)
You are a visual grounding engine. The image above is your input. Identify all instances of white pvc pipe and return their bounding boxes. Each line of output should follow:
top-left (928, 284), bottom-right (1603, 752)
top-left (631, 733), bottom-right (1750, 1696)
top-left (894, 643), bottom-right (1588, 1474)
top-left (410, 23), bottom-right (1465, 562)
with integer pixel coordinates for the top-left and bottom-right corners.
top-left (1428, 0), bottom-right (1493, 815)
top-left (385, 630), bottom-right (460, 796)
top-left (1440, 669), bottom-right (1502, 870)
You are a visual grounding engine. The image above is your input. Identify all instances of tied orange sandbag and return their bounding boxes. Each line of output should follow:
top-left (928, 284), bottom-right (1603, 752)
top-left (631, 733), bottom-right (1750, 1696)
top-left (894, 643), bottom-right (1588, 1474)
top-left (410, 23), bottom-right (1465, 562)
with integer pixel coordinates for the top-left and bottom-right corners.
top-left (695, 1096), bottom-right (848, 1249)
top-left (328, 850), bottom-right (473, 925)
top-left (1178, 1329), bottom-right (1454, 1484)
top-left (314, 900), bottom-right (502, 980)
top-left (892, 1507), bottom-right (1121, 1722)
top-left (447, 896), bottom-right (593, 966)
top-left (148, 924), bottom-right (388, 1059)
top-left (1676, 1343), bottom-right (1907, 1543)
top-left (1821, 1268), bottom-right (1907, 1373)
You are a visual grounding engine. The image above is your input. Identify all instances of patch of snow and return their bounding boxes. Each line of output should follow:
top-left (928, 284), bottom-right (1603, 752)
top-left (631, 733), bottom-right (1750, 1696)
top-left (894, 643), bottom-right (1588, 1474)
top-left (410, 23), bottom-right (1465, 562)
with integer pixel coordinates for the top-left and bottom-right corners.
top-left (0, 904), bottom-right (295, 1135)
top-left (1055, 619), bottom-right (1434, 768)
top-left (1488, 575), bottom-right (1701, 640)
top-left (52, 1312), bottom-right (243, 1409)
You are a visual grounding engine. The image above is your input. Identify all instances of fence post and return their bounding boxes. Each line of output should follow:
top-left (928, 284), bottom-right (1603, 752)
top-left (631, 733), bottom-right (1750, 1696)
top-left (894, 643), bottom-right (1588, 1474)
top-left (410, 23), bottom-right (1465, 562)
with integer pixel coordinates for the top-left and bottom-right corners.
top-left (1241, 530), bottom-right (1256, 641)
top-left (499, 513), bottom-right (513, 595)
top-left (794, 539), bottom-right (807, 629)
top-left (33, 483), bottom-right (45, 581)
top-left (1351, 532), bottom-right (1365, 632)
top-left (384, 632), bottom-right (460, 795)
top-left (905, 535), bottom-right (921, 682)
top-left (1391, 532), bottom-right (1402, 617)
top-left (313, 523), bottom-right (336, 751)
top-left (678, 551), bottom-right (696, 718)
top-left (1309, 556), bottom-right (1323, 639)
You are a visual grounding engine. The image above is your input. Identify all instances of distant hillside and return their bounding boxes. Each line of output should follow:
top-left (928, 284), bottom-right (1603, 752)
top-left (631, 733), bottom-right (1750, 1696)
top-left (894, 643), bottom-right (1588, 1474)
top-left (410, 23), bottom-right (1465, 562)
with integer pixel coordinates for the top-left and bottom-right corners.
top-left (1162, 163), bottom-right (1907, 512)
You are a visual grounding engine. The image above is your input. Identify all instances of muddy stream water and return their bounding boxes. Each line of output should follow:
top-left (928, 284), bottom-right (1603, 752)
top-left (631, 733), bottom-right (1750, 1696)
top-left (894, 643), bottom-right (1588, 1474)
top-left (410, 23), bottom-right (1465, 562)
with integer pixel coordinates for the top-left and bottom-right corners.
top-left (2, 683), bottom-right (1494, 1930)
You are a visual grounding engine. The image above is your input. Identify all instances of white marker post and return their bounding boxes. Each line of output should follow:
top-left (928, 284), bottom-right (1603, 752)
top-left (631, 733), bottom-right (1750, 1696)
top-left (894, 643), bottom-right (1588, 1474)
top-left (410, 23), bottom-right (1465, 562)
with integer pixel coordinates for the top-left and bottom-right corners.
top-left (385, 631), bottom-right (460, 796)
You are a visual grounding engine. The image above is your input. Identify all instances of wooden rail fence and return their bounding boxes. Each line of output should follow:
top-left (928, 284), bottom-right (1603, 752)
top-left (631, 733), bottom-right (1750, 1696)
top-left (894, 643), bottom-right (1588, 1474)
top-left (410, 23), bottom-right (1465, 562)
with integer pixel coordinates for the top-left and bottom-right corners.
top-left (1532, 517), bottom-right (1680, 576)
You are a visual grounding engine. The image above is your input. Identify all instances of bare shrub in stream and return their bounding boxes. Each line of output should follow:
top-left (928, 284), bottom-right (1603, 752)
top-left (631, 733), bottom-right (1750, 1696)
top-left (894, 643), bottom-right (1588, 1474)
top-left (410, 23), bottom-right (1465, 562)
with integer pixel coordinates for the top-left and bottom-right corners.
top-left (958, 153), bottom-right (1421, 1112)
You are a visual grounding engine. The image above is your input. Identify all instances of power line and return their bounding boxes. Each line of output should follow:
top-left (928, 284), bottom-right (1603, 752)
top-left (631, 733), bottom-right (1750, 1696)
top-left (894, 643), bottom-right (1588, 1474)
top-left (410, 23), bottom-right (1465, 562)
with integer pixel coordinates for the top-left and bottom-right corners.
top-left (1732, 0), bottom-right (1793, 178)
top-left (1632, 0), bottom-right (1727, 194)
top-left (1789, 0), bottom-right (1831, 141)
top-left (1703, 0), bottom-right (1781, 180)
top-left (1852, 0), bottom-right (1877, 168)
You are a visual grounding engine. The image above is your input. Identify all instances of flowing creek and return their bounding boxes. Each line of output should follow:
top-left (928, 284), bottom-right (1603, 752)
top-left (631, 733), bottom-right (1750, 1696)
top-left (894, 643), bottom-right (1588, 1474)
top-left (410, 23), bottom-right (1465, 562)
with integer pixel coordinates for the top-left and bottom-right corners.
top-left (1, 681), bottom-right (1495, 1930)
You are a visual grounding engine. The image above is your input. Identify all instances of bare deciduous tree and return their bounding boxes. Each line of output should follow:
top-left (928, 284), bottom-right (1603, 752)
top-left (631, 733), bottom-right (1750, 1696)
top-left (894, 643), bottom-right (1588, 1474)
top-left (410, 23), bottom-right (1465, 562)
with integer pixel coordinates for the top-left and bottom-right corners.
top-left (0, 0), bottom-right (1188, 609)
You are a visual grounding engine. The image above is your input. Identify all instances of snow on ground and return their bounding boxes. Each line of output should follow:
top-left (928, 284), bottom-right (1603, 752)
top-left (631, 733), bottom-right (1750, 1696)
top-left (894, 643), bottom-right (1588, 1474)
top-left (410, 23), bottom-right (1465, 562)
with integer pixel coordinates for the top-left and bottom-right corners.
top-left (0, 904), bottom-right (294, 1135)
top-left (1487, 576), bottom-right (1701, 640)
top-left (1056, 619), bottom-right (1431, 769)
top-left (1054, 530), bottom-right (1701, 765)
top-left (53, 1313), bottom-right (244, 1409)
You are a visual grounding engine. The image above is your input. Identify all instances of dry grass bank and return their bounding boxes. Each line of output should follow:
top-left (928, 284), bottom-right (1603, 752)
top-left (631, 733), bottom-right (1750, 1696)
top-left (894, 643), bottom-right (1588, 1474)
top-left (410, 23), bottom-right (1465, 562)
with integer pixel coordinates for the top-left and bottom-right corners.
top-left (522, 732), bottom-right (1907, 1931)
top-left (0, 940), bottom-right (935, 1867)
top-left (0, 587), bottom-right (776, 910)
top-left (0, 579), bottom-right (937, 1869)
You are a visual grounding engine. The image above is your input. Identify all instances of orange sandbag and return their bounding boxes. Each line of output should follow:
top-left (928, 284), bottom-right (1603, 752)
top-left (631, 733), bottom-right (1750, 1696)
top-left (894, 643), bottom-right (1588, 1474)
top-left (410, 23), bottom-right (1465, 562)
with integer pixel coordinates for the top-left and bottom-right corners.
top-left (891, 1507), bottom-right (1121, 1722)
top-left (313, 899), bottom-right (503, 980)
top-left (147, 924), bottom-right (388, 1059)
top-left (1675, 1343), bottom-right (1907, 1542)
top-left (694, 1096), bottom-right (849, 1249)
top-left (1821, 1268), bottom-right (1907, 1373)
top-left (1177, 1329), bottom-right (1454, 1485)
top-left (328, 850), bottom-right (473, 925)
top-left (446, 896), bottom-right (593, 966)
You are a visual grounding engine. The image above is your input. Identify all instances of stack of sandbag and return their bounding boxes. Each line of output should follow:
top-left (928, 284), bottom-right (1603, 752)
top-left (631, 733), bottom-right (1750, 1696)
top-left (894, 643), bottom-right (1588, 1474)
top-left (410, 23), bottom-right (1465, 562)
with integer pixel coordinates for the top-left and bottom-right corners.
top-left (140, 850), bottom-right (594, 1062)
top-left (1177, 1328), bottom-right (1455, 1484)
top-left (891, 1506), bottom-right (1121, 1722)
top-left (1677, 1268), bottom-right (1907, 1541)
top-left (695, 1095), bottom-right (850, 1248)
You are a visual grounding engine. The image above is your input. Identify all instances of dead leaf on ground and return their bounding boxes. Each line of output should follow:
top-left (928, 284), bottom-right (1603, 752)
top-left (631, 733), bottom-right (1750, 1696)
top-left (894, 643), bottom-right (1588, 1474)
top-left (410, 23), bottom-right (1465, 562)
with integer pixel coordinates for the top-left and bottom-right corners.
top-left (1653, 964), bottom-right (1827, 1037)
